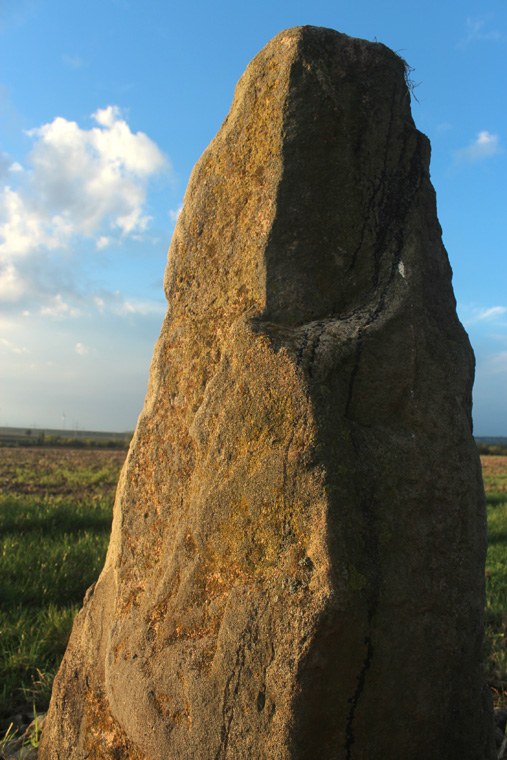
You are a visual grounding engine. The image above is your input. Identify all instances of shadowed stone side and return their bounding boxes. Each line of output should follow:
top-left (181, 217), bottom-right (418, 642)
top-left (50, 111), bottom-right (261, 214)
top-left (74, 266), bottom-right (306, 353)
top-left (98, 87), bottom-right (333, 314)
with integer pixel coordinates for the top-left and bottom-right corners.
top-left (39, 26), bottom-right (496, 760)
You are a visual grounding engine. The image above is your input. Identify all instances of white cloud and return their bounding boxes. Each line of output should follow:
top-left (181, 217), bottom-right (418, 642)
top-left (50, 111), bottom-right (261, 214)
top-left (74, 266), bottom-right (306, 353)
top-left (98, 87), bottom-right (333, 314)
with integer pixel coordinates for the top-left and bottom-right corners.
top-left (40, 294), bottom-right (81, 318)
top-left (75, 342), bottom-right (89, 355)
top-left (477, 306), bottom-right (507, 321)
top-left (458, 16), bottom-right (504, 47)
top-left (454, 131), bottom-right (502, 163)
top-left (94, 105), bottom-right (119, 128)
top-left (90, 289), bottom-right (166, 319)
top-left (0, 259), bottom-right (25, 301)
top-left (24, 106), bottom-right (168, 237)
top-left (0, 105), bottom-right (169, 310)
top-left (120, 300), bottom-right (136, 315)
top-left (110, 293), bottom-right (166, 318)
top-left (0, 337), bottom-right (29, 354)
top-left (169, 204), bottom-right (183, 222)
top-left (62, 53), bottom-right (85, 70)
top-left (462, 305), bottom-right (507, 326)
top-left (96, 236), bottom-right (111, 249)
top-left (0, 184), bottom-right (72, 260)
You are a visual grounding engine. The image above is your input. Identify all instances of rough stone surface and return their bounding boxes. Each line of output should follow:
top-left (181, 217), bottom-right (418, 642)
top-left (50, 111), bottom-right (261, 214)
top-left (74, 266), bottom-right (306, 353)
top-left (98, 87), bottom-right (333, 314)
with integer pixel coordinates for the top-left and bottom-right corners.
top-left (39, 26), bottom-right (495, 760)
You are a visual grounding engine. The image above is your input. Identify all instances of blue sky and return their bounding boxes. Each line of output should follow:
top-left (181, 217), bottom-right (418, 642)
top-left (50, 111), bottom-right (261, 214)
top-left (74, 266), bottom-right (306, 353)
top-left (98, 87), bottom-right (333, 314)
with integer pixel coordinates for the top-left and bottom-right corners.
top-left (0, 0), bottom-right (506, 434)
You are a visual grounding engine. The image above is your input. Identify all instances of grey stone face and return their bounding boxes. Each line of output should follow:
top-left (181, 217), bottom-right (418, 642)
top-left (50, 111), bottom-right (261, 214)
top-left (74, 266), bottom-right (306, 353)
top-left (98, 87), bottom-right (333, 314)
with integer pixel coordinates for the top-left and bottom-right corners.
top-left (39, 26), bottom-right (495, 760)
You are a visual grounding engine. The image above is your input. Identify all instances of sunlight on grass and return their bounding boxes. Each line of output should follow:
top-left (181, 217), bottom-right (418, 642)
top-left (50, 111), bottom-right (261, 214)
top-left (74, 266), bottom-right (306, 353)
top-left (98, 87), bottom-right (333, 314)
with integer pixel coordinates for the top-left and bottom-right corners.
top-left (0, 448), bottom-right (125, 723)
top-left (482, 455), bottom-right (507, 704)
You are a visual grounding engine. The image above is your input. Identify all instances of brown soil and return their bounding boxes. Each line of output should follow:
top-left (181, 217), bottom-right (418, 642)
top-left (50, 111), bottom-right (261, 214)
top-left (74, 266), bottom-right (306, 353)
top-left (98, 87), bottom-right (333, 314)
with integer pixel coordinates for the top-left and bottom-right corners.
top-left (0, 447), bottom-right (127, 497)
top-left (481, 455), bottom-right (507, 491)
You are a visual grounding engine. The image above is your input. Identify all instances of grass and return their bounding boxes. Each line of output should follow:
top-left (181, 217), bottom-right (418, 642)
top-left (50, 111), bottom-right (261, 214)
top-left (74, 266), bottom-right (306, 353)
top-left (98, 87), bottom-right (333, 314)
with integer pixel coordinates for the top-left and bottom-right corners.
top-left (0, 704), bottom-right (42, 758)
top-left (483, 455), bottom-right (507, 705)
top-left (0, 448), bottom-right (126, 728)
top-left (1, 446), bottom-right (507, 732)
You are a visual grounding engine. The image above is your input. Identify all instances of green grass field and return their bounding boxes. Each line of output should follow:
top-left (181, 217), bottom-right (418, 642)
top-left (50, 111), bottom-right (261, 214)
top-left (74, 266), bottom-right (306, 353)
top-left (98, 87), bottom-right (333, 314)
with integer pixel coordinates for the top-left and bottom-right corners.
top-left (1, 447), bottom-right (507, 730)
top-left (483, 455), bottom-right (507, 704)
top-left (0, 448), bottom-right (126, 727)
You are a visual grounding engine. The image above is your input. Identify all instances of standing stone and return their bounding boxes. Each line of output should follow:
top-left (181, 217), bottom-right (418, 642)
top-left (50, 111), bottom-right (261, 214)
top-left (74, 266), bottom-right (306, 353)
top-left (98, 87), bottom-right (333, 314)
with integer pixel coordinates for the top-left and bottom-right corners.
top-left (39, 26), bottom-right (495, 760)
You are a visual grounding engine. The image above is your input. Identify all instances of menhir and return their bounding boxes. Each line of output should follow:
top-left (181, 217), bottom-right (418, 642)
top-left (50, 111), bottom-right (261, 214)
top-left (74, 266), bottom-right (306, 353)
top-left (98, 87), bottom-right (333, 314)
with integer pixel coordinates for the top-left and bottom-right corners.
top-left (39, 25), bottom-right (496, 760)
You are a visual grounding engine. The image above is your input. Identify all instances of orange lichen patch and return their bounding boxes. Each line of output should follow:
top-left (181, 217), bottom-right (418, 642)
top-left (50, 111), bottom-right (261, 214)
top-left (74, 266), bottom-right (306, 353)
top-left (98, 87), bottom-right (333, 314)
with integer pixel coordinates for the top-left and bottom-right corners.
top-left (161, 612), bottom-right (217, 649)
top-left (177, 670), bottom-right (193, 731)
top-left (203, 568), bottom-right (235, 599)
top-left (135, 535), bottom-right (164, 573)
top-left (112, 638), bottom-right (126, 664)
top-left (193, 638), bottom-right (219, 674)
top-left (149, 689), bottom-right (192, 733)
top-left (119, 584), bottom-right (145, 615)
top-left (145, 573), bottom-right (181, 638)
top-left (83, 686), bottom-right (148, 760)
top-left (146, 599), bottom-right (171, 642)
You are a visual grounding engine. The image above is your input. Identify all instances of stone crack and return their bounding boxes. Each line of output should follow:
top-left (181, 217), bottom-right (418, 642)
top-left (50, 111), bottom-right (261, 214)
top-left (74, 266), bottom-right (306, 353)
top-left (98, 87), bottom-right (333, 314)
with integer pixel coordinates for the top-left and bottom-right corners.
top-left (214, 624), bottom-right (250, 760)
top-left (344, 635), bottom-right (374, 760)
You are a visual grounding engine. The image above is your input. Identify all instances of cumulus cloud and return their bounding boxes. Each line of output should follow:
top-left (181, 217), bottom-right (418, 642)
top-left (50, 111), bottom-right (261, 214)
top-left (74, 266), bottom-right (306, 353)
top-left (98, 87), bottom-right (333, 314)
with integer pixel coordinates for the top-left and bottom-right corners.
top-left (25, 105), bottom-right (168, 236)
top-left (75, 342), bottom-right (89, 355)
top-left (0, 105), bottom-right (169, 306)
top-left (0, 151), bottom-right (24, 181)
top-left (454, 131), bottom-right (502, 163)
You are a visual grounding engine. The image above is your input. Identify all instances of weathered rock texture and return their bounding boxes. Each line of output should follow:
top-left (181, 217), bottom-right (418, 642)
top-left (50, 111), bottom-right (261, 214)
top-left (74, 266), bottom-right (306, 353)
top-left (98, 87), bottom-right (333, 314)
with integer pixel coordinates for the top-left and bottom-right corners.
top-left (39, 26), bottom-right (495, 760)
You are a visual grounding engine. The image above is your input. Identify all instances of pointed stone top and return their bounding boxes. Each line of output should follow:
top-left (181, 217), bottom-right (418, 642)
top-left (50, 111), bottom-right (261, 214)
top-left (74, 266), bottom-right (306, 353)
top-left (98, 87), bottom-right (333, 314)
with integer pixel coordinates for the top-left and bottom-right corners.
top-left (167, 24), bottom-right (421, 332)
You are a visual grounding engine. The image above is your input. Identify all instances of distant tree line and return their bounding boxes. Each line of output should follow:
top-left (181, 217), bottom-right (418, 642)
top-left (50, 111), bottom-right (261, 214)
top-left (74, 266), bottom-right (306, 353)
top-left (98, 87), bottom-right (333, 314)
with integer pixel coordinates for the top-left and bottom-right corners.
top-left (3, 433), bottom-right (132, 449)
top-left (477, 442), bottom-right (507, 457)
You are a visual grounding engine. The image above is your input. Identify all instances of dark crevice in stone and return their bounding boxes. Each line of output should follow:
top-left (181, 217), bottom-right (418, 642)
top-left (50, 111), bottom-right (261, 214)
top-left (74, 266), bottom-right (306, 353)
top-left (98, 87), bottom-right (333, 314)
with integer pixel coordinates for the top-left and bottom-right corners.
top-left (256, 689), bottom-right (266, 712)
top-left (344, 635), bottom-right (374, 760)
top-left (342, 423), bottom-right (383, 760)
top-left (345, 334), bottom-right (364, 421)
top-left (296, 329), bottom-right (310, 367)
top-left (307, 322), bottom-right (326, 378)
